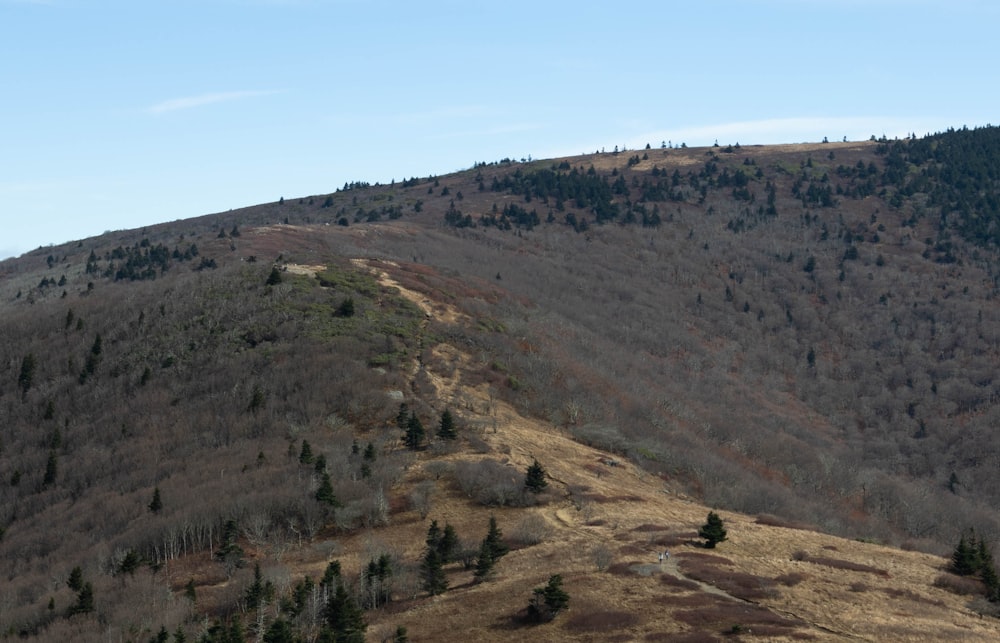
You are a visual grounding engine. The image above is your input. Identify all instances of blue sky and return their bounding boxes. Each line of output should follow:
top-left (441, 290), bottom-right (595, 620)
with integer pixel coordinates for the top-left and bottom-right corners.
top-left (2, 0), bottom-right (997, 259)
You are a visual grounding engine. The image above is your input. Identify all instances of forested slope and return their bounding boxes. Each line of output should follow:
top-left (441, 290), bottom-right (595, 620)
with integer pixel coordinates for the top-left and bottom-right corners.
top-left (4, 126), bottom-right (1000, 640)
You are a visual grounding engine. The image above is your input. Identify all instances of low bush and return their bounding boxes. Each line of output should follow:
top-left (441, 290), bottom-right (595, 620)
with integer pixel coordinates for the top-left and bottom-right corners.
top-left (933, 573), bottom-right (984, 596)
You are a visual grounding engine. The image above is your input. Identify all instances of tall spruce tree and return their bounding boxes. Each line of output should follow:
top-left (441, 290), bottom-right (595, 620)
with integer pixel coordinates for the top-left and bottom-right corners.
top-left (316, 472), bottom-right (339, 507)
top-left (404, 413), bottom-right (425, 450)
top-left (474, 515), bottom-right (509, 581)
top-left (699, 512), bottom-right (728, 549)
top-left (325, 578), bottom-right (366, 642)
top-left (421, 547), bottom-right (448, 596)
top-left (951, 529), bottom-right (979, 576)
top-left (437, 408), bottom-right (457, 440)
top-left (524, 459), bottom-right (548, 493)
top-left (148, 486), bottom-right (163, 513)
top-left (18, 353), bottom-right (35, 396)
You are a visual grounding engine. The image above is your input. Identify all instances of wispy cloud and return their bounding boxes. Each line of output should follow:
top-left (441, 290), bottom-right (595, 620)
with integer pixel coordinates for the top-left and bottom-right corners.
top-left (147, 90), bottom-right (279, 115)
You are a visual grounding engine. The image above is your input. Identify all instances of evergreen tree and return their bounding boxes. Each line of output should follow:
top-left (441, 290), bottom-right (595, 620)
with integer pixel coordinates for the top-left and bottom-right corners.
top-left (483, 515), bottom-right (509, 561)
top-left (474, 516), bottom-right (509, 581)
top-left (320, 560), bottom-right (342, 589)
top-left (473, 541), bottom-right (495, 581)
top-left (299, 440), bottom-right (314, 464)
top-left (67, 566), bottom-right (84, 592)
top-left (437, 408), bottom-right (457, 440)
top-left (421, 547), bottom-right (448, 595)
top-left (425, 520), bottom-right (442, 551)
top-left (524, 459), bottom-right (548, 493)
top-left (362, 554), bottom-right (393, 608)
top-left (404, 412), bottom-right (425, 450)
top-left (149, 486), bottom-right (163, 513)
top-left (150, 626), bottom-right (169, 643)
top-left (977, 537), bottom-right (995, 575)
top-left (527, 574), bottom-right (570, 622)
top-left (699, 512), bottom-right (728, 549)
top-left (215, 519), bottom-right (245, 573)
top-left (325, 579), bottom-right (366, 642)
top-left (18, 353), bottom-right (35, 396)
top-left (262, 619), bottom-right (294, 643)
top-left (247, 385), bottom-right (265, 413)
top-left (266, 266), bottom-right (283, 286)
top-left (244, 562), bottom-right (266, 609)
top-left (395, 403), bottom-right (410, 431)
top-left (951, 530), bottom-right (979, 576)
top-left (68, 581), bottom-right (94, 616)
top-left (316, 472), bottom-right (339, 507)
top-left (438, 523), bottom-right (459, 563)
top-left (118, 549), bottom-right (141, 576)
top-left (80, 332), bottom-right (102, 382)
top-left (337, 297), bottom-right (355, 317)
top-left (393, 626), bottom-right (408, 643)
top-left (173, 626), bottom-right (186, 643)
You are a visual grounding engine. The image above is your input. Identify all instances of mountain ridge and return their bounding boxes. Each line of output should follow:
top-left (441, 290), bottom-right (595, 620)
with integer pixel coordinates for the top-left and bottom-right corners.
top-left (5, 129), bottom-right (1000, 639)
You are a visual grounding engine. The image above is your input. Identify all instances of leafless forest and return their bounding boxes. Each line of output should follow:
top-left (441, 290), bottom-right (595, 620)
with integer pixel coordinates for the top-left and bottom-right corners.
top-left (3, 127), bottom-right (1000, 639)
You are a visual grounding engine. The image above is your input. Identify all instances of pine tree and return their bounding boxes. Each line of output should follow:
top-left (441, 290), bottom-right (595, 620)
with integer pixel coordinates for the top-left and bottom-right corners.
top-left (215, 519), bottom-right (245, 574)
top-left (262, 619), bottom-right (295, 643)
top-left (320, 560), bottom-right (342, 589)
top-left (977, 536), bottom-right (994, 575)
top-left (266, 266), bottom-right (283, 286)
top-left (68, 581), bottom-right (94, 616)
top-left (528, 574), bottom-right (570, 622)
top-left (474, 516), bottom-right (509, 581)
top-left (421, 547), bottom-right (448, 595)
top-left (438, 524), bottom-right (459, 563)
top-left (395, 403), bottom-right (410, 431)
top-left (118, 549), bottom-right (141, 576)
top-left (524, 459), bottom-right (548, 493)
top-left (437, 408), bottom-right (457, 440)
top-left (951, 530), bottom-right (979, 576)
top-left (337, 297), bottom-right (355, 317)
top-left (316, 472), bottom-right (339, 507)
top-left (67, 566), bottom-right (84, 592)
top-left (425, 520), bottom-right (442, 551)
top-left (299, 439), bottom-right (314, 464)
top-left (473, 541), bottom-right (495, 581)
top-left (18, 353), bottom-right (35, 396)
top-left (247, 385), bottom-right (265, 413)
top-left (483, 515), bottom-right (509, 561)
top-left (404, 412), bottom-right (425, 450)
top-left (699, 512), bottom-right (728, 549)
top-left (244, 562), bottom-right (265, 609)
top-left (149, 486), bottom-right (163, 513)
top-left (325, 579), bottom-right (366, 642)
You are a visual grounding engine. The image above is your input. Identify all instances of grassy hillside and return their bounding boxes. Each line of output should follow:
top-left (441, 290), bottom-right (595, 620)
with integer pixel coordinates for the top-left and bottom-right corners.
top-left (4, 127), bottom-right (1000, 640)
